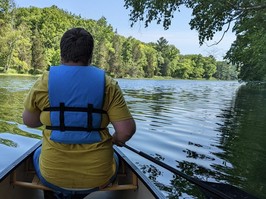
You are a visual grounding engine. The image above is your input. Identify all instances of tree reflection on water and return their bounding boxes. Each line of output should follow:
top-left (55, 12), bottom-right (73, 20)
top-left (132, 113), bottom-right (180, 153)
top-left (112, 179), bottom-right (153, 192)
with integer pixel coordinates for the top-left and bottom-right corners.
top-left (1, 77), bottom-right (264, 198)
top-left (136, 153), bottom-right (207, 198)
top-left (213, 83), bottom-right (266, 199)
top-left (129, 82), bottom-right (265, 199)
top-left (0, 137), bottom-right (18, 147)
top-left (0, 83), bottom-right (42, 147)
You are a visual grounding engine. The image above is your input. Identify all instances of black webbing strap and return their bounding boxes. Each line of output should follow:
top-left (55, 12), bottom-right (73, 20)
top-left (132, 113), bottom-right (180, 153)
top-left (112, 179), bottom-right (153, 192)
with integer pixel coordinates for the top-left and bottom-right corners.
top-left (43, 103), bottom-right (107, 132)
top-left (60, 103), bottom-right (65, 131)
top-left (43, 106), bottom-right (107, 114)
top-left (87, 104), bottom-right (93, 132)
top-left (45, 126), bottom-right (106, 131)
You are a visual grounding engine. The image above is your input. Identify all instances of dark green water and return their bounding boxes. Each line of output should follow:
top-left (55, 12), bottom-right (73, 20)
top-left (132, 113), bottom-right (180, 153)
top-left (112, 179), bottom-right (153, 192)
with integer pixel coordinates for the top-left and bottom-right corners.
top-left (0, 76), bottom-right (265, 198)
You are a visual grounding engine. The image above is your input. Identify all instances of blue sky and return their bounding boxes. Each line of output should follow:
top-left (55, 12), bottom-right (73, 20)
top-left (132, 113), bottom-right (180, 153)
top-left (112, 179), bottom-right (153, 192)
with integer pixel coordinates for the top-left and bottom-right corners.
top-left (14, 0), bottom-right (236, 60)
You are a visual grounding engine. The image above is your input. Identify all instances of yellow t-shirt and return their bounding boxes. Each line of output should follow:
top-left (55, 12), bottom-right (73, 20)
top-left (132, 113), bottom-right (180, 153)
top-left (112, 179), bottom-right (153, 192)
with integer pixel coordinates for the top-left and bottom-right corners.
top-left (24, 70), bottom-right (132, 188)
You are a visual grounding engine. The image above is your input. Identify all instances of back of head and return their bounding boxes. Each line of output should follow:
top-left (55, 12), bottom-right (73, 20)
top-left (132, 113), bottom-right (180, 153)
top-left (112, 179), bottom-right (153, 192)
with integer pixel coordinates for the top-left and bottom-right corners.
top-left (60, 27), bottom-right (94, 66)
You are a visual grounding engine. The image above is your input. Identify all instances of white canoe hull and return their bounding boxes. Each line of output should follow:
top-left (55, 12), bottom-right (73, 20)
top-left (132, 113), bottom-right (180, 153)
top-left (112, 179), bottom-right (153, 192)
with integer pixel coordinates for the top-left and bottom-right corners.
top-left (0, 146), bottom-right (164, 199)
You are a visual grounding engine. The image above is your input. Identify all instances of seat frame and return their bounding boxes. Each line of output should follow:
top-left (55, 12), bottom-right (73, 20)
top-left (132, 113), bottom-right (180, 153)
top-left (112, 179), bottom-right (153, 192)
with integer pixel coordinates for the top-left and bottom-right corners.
top-left (10, 157), bottom-right (138, 192)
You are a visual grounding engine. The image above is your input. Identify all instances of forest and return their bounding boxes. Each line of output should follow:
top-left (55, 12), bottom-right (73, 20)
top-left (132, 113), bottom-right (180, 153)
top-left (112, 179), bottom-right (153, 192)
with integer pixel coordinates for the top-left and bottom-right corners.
top-left (0, 0), bottom-right (238, 80)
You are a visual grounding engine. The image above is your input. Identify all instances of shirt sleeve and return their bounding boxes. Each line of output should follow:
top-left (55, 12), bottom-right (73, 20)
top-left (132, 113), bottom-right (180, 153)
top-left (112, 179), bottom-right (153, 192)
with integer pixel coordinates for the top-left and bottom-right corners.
top-left (104, 76), bottom-right (133, 122)
top-left (24, 72), bottom-right (49, 112)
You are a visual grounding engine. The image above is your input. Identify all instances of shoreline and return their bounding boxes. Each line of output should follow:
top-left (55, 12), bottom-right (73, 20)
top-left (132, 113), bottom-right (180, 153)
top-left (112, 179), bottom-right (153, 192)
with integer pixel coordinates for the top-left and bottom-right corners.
top-left (0, 73), bottom-right (42, 77)
top-left (0, 72), bottom-right (223, 81)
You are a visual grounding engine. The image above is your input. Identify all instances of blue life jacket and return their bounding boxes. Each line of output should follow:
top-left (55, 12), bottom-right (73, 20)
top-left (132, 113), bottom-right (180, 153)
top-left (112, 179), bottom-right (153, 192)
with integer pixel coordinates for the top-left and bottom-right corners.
top-left (44, 65), bottom-right (106, 144)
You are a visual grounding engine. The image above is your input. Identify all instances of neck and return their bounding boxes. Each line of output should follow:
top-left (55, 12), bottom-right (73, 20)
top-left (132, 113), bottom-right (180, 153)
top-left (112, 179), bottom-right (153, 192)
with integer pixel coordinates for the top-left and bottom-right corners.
top-left (61, 61), bottom-right (88, 66)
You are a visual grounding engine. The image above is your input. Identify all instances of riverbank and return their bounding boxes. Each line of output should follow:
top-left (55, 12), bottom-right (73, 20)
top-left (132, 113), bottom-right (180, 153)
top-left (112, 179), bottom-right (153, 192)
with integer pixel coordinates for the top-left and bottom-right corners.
top-left (0, 72), bottom-right (174, 80)
top-left (0, 73), bottom-right (220, 81)
top-left (0, 73), bottom-right (41, 77)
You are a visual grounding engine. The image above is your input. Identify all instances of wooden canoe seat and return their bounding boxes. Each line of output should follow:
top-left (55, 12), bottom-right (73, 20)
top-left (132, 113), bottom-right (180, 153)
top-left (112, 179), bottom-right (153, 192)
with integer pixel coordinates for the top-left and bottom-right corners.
top-left (11, 157), bottom-right (138, 192)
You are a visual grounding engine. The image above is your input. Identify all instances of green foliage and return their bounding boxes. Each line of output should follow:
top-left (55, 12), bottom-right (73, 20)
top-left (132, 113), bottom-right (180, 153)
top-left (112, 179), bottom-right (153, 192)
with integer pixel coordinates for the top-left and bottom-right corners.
top-left (214, 61), bottom-right (238, 80)
top-left (6, 68), bottom-right (17, 74)
top-left (202, 56), bottom-right (216, 79)
top-left (0, 1), bottom-right (238, 80)
top-left (173, 56), bottom-right (193, 79)
top-left (185, 55), bottom-right (204, 78)
top-left (93, 17), bottom-right (115, 71)
top-left (142, 44), bottom-right (158, 78)
top-left (0, 0), bottom-right (15, 23)
top-left (11, 23), bottom-right (32, 73)
top-left (124, 0), bottom-right (266, 81)
top-left (153, 37), bottom-right (181, 76)
top-left (31, 28), bottom-right (46, 71)
top-left (124, 0), bottom-right (181, 29)
top-left (28, 68), bottom-right (43, 75)
top-left (225, 7), bottom-right (266, 81)
top-left (107, 33), bottom-right (123, 78)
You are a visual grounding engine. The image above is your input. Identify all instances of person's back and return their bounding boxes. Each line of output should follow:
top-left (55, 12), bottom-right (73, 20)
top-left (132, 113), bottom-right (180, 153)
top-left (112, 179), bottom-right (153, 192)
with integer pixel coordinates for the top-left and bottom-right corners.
top-left (23, 27), bottom-right (136, 197)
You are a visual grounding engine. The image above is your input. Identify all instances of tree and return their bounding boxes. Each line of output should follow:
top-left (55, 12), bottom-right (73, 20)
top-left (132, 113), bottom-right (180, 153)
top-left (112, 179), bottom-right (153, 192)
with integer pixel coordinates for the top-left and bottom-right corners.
top-left (185, 55), bottom-right (205, 79)
top-left (121, 37), bottom-right (134, 77)
top-left (154, 37), bottom-right (167, 76)
top-left (31, 28), bottom-right (46, 73)
top-left (93, 17), bottom-right (114, 71)
top-left (174, 56), bottom-right (193, 79)
top-left (0, 0), bottom-right (15, 24)
top-left (1, 3), bottom-right (237, 79)
top-left (143, 44), bottom-right (158, 78)
top-left (131, 41), bottom-right (146, 77)
top-left (11, 23), bottom-right (32, 73)
top-left (124, 0), bottom-right (266, 81)
top-left (154, 37), bottom-right (180, 76)
top-left (214, 61), bottom-right (238, 80)
top-left (202, 56), bottom-right (216, 79)
top-left (107, 32), bottom-right (123, 77)
top-left (0, 0), bottom-right (16, 72)
top-left (225, 9), bottom-right (266, 81)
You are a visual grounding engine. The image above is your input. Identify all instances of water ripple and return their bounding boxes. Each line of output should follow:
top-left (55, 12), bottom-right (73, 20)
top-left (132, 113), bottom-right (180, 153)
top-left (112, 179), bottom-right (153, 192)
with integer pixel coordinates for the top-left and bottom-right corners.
top-left (1, 77), bottom-right (264, 198)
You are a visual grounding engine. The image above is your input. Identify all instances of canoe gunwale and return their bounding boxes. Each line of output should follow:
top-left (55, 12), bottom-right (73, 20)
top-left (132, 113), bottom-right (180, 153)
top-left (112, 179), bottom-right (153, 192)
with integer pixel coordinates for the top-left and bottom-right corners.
top-left (114, 146), bottom-right (165, 199)
top-left (1, 142), bottom-right (165, 199)
top-left (0, 141), bottom-right (42, 182)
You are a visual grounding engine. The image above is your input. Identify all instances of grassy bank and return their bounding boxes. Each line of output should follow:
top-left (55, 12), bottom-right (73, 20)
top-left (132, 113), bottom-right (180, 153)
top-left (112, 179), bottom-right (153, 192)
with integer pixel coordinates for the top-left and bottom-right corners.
top-left (0, 73), bottom-right (41, 77)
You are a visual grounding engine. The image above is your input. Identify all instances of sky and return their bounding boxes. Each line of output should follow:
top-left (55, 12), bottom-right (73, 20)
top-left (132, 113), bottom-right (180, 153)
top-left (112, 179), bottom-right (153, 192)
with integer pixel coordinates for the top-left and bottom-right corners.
top-left (14, 0), bottom-right (236, 60)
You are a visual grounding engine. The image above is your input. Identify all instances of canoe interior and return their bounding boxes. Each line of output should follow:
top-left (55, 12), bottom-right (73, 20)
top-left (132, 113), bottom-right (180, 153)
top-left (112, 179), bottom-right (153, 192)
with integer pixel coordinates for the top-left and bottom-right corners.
top-left (0, 145), bottom-right (164, 199)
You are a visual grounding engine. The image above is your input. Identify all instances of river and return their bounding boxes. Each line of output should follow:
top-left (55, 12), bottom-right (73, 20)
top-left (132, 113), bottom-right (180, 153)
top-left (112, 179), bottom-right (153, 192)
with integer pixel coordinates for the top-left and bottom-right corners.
top-left (0, 75), bottom-right (265, 198)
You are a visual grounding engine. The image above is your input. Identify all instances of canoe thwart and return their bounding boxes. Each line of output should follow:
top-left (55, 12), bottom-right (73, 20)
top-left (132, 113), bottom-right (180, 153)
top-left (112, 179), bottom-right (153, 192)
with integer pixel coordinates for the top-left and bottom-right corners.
top-left (10, 157), bottom-right (138, 192)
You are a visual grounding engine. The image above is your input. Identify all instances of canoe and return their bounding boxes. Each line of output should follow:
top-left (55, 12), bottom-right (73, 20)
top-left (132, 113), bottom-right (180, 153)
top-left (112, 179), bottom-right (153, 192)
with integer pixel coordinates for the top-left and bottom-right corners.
top-left (0, 141), bottom-right (165, 199)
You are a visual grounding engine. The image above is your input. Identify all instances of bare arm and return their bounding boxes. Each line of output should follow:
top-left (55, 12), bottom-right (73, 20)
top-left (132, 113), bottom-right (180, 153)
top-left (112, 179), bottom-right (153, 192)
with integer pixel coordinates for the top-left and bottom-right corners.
top-left (22, 109), bottom-right (42, 128)
top-left (112, 118), bottom-right (136, 146)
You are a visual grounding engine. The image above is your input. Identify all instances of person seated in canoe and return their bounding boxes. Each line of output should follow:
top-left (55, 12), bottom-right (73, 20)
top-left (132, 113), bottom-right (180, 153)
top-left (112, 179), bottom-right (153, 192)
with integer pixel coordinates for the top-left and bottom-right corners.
top-left (22, 27), bottom-right (136, 199)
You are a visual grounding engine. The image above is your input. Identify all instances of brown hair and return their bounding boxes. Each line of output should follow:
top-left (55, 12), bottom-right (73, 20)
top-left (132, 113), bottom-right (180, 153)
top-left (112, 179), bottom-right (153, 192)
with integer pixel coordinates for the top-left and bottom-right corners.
top-left (60, 28), bottom-right (94, 65)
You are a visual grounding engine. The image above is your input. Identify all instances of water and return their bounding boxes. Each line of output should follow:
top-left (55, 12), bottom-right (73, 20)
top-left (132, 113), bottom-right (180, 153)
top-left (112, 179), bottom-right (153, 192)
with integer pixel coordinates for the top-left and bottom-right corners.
top-left (0, 75), bottom-right (42, 179)
top-left (0, 76), bottom-right (265, 198)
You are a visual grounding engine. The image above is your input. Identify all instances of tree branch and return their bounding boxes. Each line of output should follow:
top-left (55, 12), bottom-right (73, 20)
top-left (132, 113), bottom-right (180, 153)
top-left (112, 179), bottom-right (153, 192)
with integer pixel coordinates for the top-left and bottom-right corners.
top-left (205, 22), bottom-right (231, 47)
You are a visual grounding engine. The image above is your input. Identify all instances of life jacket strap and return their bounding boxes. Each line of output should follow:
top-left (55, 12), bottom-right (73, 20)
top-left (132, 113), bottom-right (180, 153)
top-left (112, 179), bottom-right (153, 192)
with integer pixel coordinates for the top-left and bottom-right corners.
top-left (60, 103), bottom-right (65, 131)
top-left (43, 105), bottom-right (107, 114)
top-left (43, 103), bottom-right (107, 132)
top-left (45, 126), bottom-right (106, 131)
top-left (87, 104), bottom-right (93, 132)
